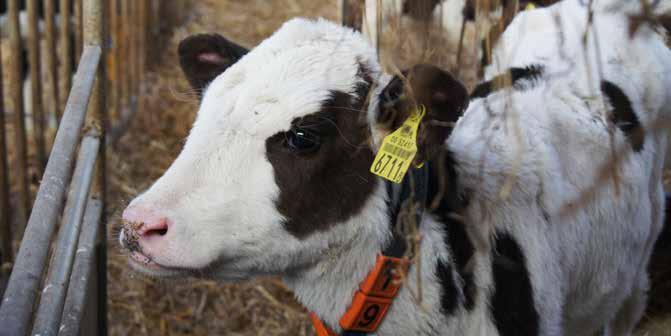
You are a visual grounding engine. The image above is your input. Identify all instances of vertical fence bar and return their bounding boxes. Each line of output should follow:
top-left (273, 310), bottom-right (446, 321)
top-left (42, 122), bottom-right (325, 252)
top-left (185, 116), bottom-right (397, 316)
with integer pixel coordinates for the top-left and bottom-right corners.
top-left (130, 0), bottom-right (138, 109)
top-left (60, 0), bottom-right (72, 113)
top-left (363, 0), bottom-right (380, 58)
top-left (74, 0), bottom-right (83, 65)
top-left (83, 0), bottom-right (107, 333)
top-left (120, 0), bottom-right (130, 110)
top-left (149, 0), bottom-right (160, 67)
top-left (27, 0), bottom-right (46, 172)
top-left (138, 0), bottom-right (146, 108)
top-left (109, 0), bottom-right (120, 124)
top-left (44, 0), bottom-right (61, 125)
top-left (7, 0), bottom-right (30, 242)
top-left (0, 48), bottom-right (11, 263)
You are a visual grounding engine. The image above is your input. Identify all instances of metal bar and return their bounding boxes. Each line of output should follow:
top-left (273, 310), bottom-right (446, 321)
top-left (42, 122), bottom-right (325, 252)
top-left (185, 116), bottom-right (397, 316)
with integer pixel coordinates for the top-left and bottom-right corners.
top-left (31, 134), bottom-right (100, 336)
top-left (44, 0), bottom-right (61, 125)
top-left (0, 42), bottom-right (11, 264)
top-left (0, 46), bottom-right (101, 336)
top-left (57, 198), bottom-right (102, 336)
top-left (60, 0), bottom-right (72, 113)
top-left (83, 0), bottom-right (107, 334)
top-left (7, 0), bottom-right (30, 240)
top-left (27, 0), bottom-right (46, 172)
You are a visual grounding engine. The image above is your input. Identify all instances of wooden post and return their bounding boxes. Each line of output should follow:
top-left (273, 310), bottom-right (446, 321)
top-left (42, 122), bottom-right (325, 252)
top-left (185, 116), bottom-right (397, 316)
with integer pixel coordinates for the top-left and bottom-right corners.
top-left (339, 0), bottom-right (363, 31)
top-left (27, 0), bottom-right (46, 173)
top-left (138, 0), bottom-right (147, 106)
top-left (44, 0), bottom-right (61, 125)
top-left (121, 0), bottom-right (130, 109)
top-left (129, 0), bottom-right (138, 109)
top-left (7, 0), bottom-right (30, 241)
top-left (0, 47), bottom-right (11, 263)
top-left (362, 0), bottom-right (381, 57)
top-left (60, 0), bottom-right (72, 113)
top-left (83, 0), bottom-right (107, 333)
top-left (108, 0), bottom-right (120, 124)
top-left (74, 0), bottom-right (83, 65)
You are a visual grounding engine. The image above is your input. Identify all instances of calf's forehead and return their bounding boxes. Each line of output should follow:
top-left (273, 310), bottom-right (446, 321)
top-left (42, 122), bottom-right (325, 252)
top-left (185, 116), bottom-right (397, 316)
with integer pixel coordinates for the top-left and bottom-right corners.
top-left (195, 41), bottom-right (371, 141)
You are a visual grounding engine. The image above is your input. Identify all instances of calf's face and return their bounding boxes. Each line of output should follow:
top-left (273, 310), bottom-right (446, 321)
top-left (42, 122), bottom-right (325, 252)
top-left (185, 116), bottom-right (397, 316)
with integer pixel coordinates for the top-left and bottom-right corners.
top-left (120, 19), bottom-right (467, 280)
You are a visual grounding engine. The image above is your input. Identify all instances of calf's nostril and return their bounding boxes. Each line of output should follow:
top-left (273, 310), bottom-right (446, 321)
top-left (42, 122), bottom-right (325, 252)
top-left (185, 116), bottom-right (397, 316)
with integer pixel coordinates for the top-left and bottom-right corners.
top-left (149, 227), bottom-right (168, 236)
top-left (137, 217), bottom-right (169, 238)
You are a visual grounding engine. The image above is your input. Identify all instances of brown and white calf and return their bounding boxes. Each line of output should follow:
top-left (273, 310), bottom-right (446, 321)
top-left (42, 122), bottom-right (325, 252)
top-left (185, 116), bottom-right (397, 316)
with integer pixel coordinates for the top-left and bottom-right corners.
top-left (120, 0), bottom-right (671, 335)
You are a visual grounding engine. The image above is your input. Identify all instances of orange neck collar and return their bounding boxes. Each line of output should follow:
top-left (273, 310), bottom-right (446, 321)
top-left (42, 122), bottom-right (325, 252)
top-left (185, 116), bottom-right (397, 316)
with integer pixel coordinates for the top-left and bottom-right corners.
top-left (310, 165), bottom-right (429, 335)
top-left (310, 254), bottom-right (410, 335)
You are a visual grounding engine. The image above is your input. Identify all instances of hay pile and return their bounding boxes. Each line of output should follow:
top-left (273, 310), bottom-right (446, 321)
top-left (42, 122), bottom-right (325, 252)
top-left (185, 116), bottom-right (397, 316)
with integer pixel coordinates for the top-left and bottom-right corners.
top-left (107, 1), bottom-right (671, 335)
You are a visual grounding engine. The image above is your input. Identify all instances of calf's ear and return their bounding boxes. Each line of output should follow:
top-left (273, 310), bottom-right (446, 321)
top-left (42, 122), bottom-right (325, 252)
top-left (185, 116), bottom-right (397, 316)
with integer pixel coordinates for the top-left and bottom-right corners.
top-left (178, 33), bottom-right (248, 96)
top-left (376, 64), bottom-right (468, 162)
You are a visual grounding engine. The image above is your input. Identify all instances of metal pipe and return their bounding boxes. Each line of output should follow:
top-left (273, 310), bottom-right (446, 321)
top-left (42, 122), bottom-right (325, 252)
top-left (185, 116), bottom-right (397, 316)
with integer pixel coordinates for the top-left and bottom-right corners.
top-left (27, 0), bottom-right (46, 172)
top-left (58, 198), bottom-right (102, 336)
top-left (7, 0), bottom-right (30, 239)
top-left (31, 134), bottom-right (100, 336)
top-left (0, 46), bottom-right (101, 336)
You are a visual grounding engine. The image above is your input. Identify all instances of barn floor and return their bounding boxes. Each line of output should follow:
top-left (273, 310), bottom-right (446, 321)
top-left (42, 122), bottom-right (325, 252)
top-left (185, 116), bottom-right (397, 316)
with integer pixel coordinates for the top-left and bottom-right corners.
top-left (106, 1), bottom-right (671, 335)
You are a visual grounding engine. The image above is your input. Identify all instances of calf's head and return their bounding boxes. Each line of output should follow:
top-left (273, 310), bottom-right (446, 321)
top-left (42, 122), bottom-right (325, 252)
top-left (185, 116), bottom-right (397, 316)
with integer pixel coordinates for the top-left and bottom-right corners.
top-left (120, 18), bottom-right (467, 280)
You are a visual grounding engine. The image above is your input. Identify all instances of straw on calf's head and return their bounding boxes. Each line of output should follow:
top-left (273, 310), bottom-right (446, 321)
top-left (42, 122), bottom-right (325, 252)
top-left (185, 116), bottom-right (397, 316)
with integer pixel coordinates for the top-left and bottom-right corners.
top-left (119, 18), bottom-right (467, 280)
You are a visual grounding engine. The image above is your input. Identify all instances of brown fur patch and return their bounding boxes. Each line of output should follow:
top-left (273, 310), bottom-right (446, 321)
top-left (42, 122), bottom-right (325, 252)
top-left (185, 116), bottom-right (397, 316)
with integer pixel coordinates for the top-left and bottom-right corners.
top-left (265, 90), bottom-right (377, 238)
top-left (377, 64), bottom-right (468, 164)
top-left (178, 34), bottom-right (248, 95)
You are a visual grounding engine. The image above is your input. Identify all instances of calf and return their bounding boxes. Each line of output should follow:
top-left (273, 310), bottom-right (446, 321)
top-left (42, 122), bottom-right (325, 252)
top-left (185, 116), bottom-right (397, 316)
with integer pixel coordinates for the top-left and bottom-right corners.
top-left (120, 0), bottom-right (671, 335)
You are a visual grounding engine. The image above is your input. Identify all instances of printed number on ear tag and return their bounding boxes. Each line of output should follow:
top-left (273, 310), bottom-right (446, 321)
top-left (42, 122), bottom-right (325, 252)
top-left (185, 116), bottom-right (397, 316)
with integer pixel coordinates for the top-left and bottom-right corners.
top-left (370, 105), bottom-right (425, 184)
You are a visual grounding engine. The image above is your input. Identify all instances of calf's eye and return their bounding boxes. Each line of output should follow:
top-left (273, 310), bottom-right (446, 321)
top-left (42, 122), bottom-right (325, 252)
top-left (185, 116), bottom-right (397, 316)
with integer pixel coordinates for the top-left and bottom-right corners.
top-left (286, 129), bottom-right (320, 153)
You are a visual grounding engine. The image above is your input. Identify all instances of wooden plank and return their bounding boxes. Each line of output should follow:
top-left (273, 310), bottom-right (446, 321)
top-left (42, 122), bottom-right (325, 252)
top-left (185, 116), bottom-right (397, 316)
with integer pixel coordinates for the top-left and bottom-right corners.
top-left (44, 0), bottom-right (61, 125)
top-left (7, 0), bottom-right (30, 242)
top-left (339, 0), bottom-right (363, 31)
top-left (0, 43), bottom-right (11, 263)
top-left (74, 0), bottom-right (83, 64)
top-left (27, 0), bottom-right (46, 172)
top-left (60, 0), bottom-right (72, 113)
top-left (138, 0), bottom-right (147, 106)
top-left (362, 0), bottom-right (381, 57)
top-left (120, 0), bottom-right (130, 109)
top-left (108, 0), bottom-right (120, 124)
top-left (83, 0), bottom-right (107, 333)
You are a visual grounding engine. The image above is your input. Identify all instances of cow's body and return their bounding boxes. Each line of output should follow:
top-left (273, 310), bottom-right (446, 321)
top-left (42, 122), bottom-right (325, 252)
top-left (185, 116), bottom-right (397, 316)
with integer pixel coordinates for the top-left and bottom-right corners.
top-left (120, 0), bottom-right (671, 335)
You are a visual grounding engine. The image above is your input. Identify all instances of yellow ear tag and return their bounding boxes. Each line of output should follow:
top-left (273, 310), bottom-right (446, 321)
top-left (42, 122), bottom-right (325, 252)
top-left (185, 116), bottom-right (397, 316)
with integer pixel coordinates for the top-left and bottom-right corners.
top-left (370, 105), bottom-right (426, 183)
top-left (525, 3), bottom-right (536, 10)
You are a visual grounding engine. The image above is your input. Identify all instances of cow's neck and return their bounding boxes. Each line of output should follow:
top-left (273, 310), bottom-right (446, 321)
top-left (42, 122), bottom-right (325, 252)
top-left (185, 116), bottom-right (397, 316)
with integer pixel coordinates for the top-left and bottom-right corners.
top-left (282, 180), bottom-right (390, 331)
top-left (283, 152), bottom-right (462, 334)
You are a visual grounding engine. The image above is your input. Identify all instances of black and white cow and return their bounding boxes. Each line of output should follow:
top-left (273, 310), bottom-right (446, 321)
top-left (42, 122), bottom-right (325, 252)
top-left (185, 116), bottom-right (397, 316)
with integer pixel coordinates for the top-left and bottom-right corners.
top-left (120, 0), bottom-right (671, 335)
